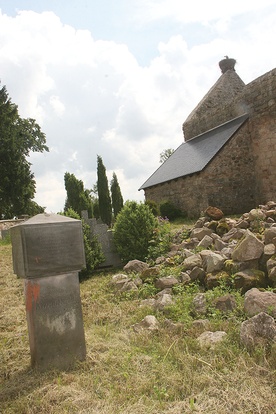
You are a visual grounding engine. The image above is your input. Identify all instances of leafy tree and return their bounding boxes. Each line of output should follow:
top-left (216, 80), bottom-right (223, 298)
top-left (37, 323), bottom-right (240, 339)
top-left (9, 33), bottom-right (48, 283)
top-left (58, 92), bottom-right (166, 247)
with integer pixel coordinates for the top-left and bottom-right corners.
top-left (113, 201), bottom-right (157, 263)
top-left (159, 148), bottom-right (174, 164)
top-left (0, 84), bottom-right (48, 218)
top-left (97, 155), bottom-right (112, 226)
top-left (110, 172), bottom-right (124, 218)
top-left (64, 172), bottom-right (93, 217)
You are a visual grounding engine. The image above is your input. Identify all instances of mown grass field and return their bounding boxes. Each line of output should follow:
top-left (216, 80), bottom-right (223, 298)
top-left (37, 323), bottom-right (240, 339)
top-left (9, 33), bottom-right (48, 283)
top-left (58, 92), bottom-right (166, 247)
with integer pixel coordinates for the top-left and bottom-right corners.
top-left (0, 240), bottom-right (276, 414)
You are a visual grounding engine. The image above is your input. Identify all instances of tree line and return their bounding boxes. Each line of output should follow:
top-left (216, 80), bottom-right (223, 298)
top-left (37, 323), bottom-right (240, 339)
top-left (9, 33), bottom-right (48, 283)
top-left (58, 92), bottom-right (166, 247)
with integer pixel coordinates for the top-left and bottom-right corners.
top-left (64, 155), bottom-right (124, 226)
top-left (0, 83), bottom-right (123, 223)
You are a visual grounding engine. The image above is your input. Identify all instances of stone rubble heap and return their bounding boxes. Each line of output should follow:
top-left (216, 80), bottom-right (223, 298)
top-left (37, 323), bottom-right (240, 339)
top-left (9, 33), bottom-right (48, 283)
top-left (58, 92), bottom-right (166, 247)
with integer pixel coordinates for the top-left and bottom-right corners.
top-left (110, 202), bottom-right (276, 350)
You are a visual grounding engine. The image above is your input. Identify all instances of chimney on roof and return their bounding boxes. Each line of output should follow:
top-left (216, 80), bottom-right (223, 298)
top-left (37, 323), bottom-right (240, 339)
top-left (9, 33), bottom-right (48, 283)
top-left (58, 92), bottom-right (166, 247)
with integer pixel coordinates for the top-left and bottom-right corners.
top-left (219, 56), bottom-right (236, 74)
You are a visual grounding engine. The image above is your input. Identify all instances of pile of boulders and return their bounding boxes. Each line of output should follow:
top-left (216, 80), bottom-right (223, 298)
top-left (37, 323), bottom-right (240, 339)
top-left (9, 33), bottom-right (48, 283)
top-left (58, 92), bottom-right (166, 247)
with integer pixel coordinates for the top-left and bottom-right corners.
top-left (109, 202), bottom-right (276, 350)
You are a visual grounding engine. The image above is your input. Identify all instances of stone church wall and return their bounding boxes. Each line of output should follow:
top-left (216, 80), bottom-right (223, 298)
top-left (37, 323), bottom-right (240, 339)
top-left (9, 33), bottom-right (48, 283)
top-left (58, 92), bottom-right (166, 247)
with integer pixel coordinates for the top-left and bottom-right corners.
top-left (144, 68), bottom-right (276, 217)
top-left (145, 121), bottom-right (256, 217)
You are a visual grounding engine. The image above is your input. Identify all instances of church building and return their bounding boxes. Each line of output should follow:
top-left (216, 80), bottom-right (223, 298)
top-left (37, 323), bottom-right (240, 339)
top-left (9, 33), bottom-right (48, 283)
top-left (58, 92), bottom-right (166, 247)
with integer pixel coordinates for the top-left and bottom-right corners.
top-left (139, 58), bottom-right (276, 217)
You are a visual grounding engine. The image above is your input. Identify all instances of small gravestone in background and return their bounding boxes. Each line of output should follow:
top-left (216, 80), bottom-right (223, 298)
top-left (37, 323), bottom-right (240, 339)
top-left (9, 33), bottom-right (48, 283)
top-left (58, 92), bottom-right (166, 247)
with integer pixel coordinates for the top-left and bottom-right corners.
top-left (10, 213), bottom-right (86, 371)
top-left (81, 210), bottom-right (122, 268)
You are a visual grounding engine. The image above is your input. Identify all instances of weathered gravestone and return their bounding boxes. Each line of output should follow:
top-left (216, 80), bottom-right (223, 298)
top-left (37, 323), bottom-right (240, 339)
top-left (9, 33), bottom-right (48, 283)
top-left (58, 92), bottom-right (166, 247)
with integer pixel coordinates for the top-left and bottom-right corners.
top-left (81, 211), bottom-right (122, 268)
top-left (10, 213), bottom-right (86, 371)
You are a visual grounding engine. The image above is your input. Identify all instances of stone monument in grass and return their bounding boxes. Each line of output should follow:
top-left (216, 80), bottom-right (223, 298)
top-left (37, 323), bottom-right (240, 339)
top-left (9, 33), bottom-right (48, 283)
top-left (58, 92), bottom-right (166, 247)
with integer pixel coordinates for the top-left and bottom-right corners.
top-left (10, 213), bottom-right (86, 371)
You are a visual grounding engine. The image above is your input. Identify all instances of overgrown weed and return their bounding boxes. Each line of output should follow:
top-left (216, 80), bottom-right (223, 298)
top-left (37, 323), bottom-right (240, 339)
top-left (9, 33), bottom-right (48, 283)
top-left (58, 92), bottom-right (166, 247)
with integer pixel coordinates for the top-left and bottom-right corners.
top-left (1, 244), bottom-right (276, 413)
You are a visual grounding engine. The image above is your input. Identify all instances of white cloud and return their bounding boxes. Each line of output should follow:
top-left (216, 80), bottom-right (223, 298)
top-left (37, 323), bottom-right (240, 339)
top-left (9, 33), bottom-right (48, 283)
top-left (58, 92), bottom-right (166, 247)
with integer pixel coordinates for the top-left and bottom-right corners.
top-left (0, 5), bottom-right (275, 213)
top-left (135, 0), bottom-right (276, 24)
top-left (49, 95), bottom-right (65, 117)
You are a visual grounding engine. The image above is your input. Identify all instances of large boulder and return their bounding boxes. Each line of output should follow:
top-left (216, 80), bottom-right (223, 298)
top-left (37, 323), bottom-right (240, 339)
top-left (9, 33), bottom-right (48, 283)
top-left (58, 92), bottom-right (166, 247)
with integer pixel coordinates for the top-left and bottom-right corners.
top-left (232, 230), bottom-right (264, 262)
top-left (190, 266), bottom-right (206, 283)
top-left (200, 250), bottom-right (225, 273)
top-left (205, 271), bottom-right (230, 289)
top-left (182, 253), bottom-right (202, 270)
top-left (192, 293), bottom-right (207, 316)
top-left (248, 208), bottom-right (266, 222)
top-left (244, 288), bottom-right (276, 317)
top-left (109, 273), bottom-right (130, 291)
top-left (240, 312), bottom-right (276, 349)
top-left (214, 294), bottom-right (237, 313)
top-left (190, 227), bottom-right (213, 241)
top-left (154, 293), bottom-right (174, 311)
top-left (197, 331), bottom-right (227, 349)
top-left (155, 276), bottom-right (179, 290)
top-left (204, 206), bottom-right (224, 220)
top-left (267, 257), bottom-right (276, 284)
top-left (140, 266), bottom-right (160, 281)
top-left (132, 315), bottom-right (159, 332)
top-left (123, 260), bottom-right (149, 274)
top-left (264, 227), bottom-right (276, 245)
top-left (232, 269), bottom-right (266, 293)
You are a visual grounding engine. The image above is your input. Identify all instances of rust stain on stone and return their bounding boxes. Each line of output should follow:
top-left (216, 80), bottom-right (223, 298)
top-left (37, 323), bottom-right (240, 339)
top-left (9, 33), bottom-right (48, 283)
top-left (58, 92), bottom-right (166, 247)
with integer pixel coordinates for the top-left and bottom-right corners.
top-left (26, 282), bottom-right (40, 311)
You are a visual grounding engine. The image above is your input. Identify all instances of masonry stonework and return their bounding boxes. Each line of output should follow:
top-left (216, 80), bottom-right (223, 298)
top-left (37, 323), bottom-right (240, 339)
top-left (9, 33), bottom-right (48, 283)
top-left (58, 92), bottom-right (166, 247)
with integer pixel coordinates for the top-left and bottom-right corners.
top-left (143, 66), bottom-right (276, 217)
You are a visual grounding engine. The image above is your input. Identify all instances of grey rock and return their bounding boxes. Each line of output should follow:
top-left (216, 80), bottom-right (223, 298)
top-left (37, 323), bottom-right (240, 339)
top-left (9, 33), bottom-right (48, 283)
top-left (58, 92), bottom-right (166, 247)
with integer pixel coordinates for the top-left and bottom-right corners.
top-left (244, 288), bottom-right (276, 317)
top-left (182, 253), bottom-right (202, 270)
top-left (197, 235), bottom-right (214, 248)
top-left (232, 230), bottom-right (264, 262)
top-left (123, 260), bottom-right (149, 274)
top-left (192, 293), bottom-right (207, 315)
top-left (190, 266), bottom-right (206, 282)
top-left (190, 227), bottom-right (213, 241)
top-left (240, 312), bottom-right (276, 349)
top-left (222, 228), bottom-right (246, 243)
top-left (214, 294), bottom-right (237, 313)
top-left (132, 315), bottom-right (159, 332)
top-left (192, 319), bottom-right (210, 332)
top-left (155, 276), bottom-right (179, 290)
top-left (154, 294), bottom-right (174, 311)
top-left (197, 331), bottom-right (227, 349)
top-left (179, 272), bottom-right (191, 285)
top-left (110, 273), bottom-right (130, 291)
top-left (264, 227), bottom-right (276, 245)
top-left (120, 281), bottom-right (139, 293)
top-left (200, 250), bottom-right (225, 273)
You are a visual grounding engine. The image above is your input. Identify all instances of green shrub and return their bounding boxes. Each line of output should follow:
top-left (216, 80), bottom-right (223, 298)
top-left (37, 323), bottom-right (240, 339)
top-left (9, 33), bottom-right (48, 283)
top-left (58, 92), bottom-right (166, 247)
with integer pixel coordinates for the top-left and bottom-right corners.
top-left (113, 201), bottom-right (157, 263)
top-left (145, 199), bottom-right (160, 216)
top-left (147, 216), bottom-right (172, 260)
top-left (159, 200), bottom-right (183, 220)
top-left (63, 208), bottom-right (104, 279)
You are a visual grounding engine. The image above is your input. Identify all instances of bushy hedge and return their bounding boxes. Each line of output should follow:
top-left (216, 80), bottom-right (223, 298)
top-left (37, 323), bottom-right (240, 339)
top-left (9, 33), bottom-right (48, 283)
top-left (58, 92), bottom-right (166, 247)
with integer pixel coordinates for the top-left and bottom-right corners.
top-left (159, 200), bottom-right (183, 220)
top-left (145, 199), bottom-right (160, 216)
top-left (113, 201), bottom-right (157, 263)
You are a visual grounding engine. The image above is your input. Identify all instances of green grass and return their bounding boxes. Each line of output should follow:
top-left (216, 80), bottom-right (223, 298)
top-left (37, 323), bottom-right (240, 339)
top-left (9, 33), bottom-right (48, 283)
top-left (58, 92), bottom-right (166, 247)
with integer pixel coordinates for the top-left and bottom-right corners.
top-left (1, 243), bottom-right (276, 413)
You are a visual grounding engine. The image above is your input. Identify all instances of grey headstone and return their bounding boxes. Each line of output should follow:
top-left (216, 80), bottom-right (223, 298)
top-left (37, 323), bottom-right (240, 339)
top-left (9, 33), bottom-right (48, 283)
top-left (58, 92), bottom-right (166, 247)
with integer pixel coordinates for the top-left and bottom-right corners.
top-left (10, 213), bottom-right (86, 278)
top-left (25, 272), bottom-right (86, 370)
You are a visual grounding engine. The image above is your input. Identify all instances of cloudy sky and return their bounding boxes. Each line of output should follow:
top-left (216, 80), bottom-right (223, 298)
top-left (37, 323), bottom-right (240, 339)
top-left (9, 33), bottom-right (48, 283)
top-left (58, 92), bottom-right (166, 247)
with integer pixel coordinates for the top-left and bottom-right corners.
top-left (0, 0), bottom-right (275, 213)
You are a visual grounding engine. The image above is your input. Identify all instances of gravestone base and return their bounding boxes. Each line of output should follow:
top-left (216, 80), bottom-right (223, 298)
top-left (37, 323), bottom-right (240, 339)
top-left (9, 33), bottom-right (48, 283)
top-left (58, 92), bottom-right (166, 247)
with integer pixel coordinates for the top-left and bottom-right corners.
top-left (25, 272), bottom-right (86, 371)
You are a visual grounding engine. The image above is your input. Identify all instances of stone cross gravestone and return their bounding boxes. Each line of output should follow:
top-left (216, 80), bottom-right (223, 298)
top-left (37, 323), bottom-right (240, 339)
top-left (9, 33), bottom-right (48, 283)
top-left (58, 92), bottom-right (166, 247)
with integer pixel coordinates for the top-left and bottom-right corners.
top-left (10, 213), bottom-right (86, 371)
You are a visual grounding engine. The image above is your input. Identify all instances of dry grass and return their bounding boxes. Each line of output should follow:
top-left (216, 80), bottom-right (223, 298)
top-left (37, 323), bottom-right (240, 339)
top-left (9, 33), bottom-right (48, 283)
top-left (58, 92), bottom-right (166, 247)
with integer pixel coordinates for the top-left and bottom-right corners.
top-left (1, 243), bottom-right (276, 414)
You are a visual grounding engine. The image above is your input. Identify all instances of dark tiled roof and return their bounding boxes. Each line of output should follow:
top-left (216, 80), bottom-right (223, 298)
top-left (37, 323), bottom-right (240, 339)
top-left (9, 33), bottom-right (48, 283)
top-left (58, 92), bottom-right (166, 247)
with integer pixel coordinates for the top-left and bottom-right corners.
top-left (139, 113), bottom-right (249, 190)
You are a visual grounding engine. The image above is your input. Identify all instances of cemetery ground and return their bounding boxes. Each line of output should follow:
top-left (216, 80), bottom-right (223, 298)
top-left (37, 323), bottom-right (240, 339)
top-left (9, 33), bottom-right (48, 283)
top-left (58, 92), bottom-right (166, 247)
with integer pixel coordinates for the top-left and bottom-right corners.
top-left (0, 235), bottom-right (276, 414)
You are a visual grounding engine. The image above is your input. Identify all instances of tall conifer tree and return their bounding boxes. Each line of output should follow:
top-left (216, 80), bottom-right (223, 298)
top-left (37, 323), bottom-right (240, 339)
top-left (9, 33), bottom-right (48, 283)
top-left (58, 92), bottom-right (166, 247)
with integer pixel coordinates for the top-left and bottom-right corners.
top-left (110, 172), bottom-right (124, 218)
top-left (97, 155), bottom-right (112, 226)
top-left (64, 172), bottom-right (92, 217)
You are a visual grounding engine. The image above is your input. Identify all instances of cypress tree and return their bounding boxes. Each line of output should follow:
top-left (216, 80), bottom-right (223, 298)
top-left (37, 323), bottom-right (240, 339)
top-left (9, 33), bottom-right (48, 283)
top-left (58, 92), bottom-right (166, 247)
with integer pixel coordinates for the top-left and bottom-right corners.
top-left (64, 172), bottom-right (92, 217)
top-left (97, 155), bottom-right (112, 226)
top-left (110, 172), bottom-right (124, 218)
